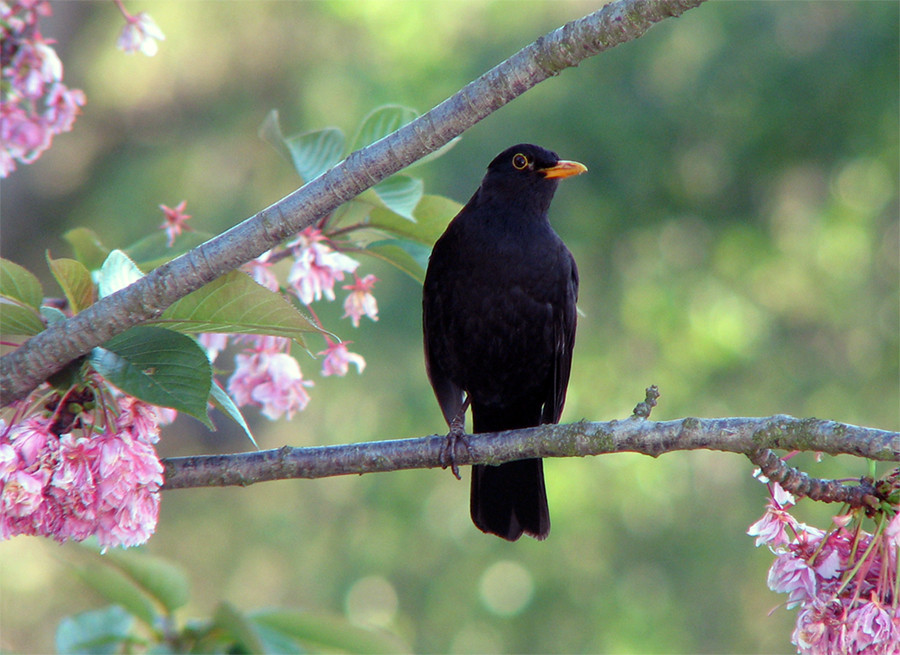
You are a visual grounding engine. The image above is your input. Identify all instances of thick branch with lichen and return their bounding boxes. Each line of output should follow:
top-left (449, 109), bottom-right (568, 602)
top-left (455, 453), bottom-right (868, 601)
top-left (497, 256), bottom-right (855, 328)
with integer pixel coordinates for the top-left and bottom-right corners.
top-left (0, 0), bottom-right (706, 405)
top-left (161, 414), bottom-right (900, 508)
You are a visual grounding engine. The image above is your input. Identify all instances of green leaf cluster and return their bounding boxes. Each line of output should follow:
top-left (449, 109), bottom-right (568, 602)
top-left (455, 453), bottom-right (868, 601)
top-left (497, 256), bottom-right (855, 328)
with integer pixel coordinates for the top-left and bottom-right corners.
top-left (259, 105), bottom-right (462, 282)
top-left (57, 547), bottom-right (408, 654)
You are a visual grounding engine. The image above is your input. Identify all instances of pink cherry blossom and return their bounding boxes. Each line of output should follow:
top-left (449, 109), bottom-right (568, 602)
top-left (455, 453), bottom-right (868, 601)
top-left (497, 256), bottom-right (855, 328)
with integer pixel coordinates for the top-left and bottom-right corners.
top-left (318, 340), bottom-right (366, 377)
top-left (159, 200), bottom-right (192, 247)
top-left (287, 227), bottom-right (359, 305)
top-left (885, 512), bottom-right (900, 549)
top-left (848, 597), bottom-right (898, 653)
top-left (768, 552), bottom-right (818, 609)
top-left (198, 332), bottom-right (231, 363)
top-left (9, 418), bottom-right (51, 467)
top-left (250, 353), bottom-right (313, 420)
top-left (93, 432), bottom-right (162, 548)
top-left (1, 2), bottom-right (85, 177)
top-left (228, 339), bottom-right (313, 420)
top-left (115, 396), bottom-right (175, 443)
top-left (116, 10), bottom-right (165, 56)
top-left (2, 469), bottom-right (46, 518)
top-left (0, 443), bottom-right (18, 479)
top-left (751, 471), bottom-right (900, 654)
top-left (342, 273), bottom-right (379, 327)
top-left (0, 398), bottom-right (164, 548)
top-left (244, 254), bottom-right (281, 292)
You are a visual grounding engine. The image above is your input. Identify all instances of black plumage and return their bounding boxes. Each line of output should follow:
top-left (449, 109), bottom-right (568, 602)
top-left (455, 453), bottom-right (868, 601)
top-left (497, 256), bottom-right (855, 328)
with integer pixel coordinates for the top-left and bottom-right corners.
top-left (422, 144), bottom-right (584, 541)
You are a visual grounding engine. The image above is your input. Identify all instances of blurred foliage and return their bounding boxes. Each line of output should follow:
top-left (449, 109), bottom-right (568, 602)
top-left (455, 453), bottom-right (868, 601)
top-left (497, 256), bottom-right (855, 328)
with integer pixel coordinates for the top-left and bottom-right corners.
top-left (55, 543), bottom-right (408, 654)
top-left (0, 1), bottom-right (897, 654)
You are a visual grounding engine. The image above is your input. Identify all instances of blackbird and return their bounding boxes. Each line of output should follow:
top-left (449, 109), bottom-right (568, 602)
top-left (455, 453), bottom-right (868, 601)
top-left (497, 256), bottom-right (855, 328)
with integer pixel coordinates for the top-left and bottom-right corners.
top-left (422, 143), bottom-right (585, 541)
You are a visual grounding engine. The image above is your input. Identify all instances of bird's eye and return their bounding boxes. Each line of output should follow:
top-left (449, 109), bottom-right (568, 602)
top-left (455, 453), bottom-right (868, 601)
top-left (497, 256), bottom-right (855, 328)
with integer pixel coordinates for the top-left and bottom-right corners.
top-left (512, 153), bottom-right (529, 170)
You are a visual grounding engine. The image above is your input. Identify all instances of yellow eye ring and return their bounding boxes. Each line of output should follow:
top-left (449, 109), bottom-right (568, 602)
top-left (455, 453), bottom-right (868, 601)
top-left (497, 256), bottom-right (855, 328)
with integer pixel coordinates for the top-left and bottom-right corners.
top-left (512, 153), bottom-right (529, 170)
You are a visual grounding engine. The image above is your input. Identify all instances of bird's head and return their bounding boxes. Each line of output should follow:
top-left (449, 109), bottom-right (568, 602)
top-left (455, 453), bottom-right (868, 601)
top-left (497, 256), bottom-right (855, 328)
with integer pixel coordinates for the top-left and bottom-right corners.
top-left (479, 144), bottom-right (587, 214)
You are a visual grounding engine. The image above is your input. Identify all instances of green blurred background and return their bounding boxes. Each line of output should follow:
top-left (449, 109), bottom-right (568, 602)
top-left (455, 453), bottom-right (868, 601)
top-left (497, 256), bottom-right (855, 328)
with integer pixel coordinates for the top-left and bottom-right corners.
top-left (1, 1), bottom-right (898, 653)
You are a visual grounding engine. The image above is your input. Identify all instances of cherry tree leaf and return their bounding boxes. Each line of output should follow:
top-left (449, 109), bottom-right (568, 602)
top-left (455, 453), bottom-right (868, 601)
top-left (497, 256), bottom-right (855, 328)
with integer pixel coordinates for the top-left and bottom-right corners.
top-left (285, 128), bottom-right (346, 183)
top-left (210, 380), bottom-right (258, 449)
top-left (368, 194), bottom-right (460, 245)
top-left (372, 175), bottom-right (423, 220)
top-left (70, 561), bottom-right (157, 628)
top-left (125, 230), bottom-right (213, 271)
top-left (258, 109), bottom-right (294, 164)
top-left (55, 605), bottom-right (134, 655)
top-left (152, 270), bottom-right (322, 346)
top-left (0, 302), bottom-right (44, 337)
top-left (365, 239), bottom-right (430, 283)
top-left (96, 250), bottom-right (144, 299)
top-left (91, 326), bottom-right (213, 426)
top-left (62, 227), bottom-right (110, 271)
top-left (0, 258), bottom-right (43, 309)
top-left (351, 104), bottom-right (418, 152)
top-left (251, 609), bottom-right (410, 654)
top-left (100, 549), bottom-right (191, 614)
top-left (47, 255), bottom-right (95, 314)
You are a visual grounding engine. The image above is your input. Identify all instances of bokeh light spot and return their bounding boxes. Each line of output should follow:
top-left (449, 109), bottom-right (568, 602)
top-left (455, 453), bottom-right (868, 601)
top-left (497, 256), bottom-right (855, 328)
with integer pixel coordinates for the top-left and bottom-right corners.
top-left (344, 575), bottom-right (398, 628)
top-left (478, 560), bottom-right (534, 617)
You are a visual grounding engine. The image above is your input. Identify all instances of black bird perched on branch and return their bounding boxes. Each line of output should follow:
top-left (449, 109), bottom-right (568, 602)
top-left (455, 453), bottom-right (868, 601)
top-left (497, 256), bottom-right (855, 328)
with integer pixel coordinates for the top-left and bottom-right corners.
top-left (423, 144), bottom-right (585, 541)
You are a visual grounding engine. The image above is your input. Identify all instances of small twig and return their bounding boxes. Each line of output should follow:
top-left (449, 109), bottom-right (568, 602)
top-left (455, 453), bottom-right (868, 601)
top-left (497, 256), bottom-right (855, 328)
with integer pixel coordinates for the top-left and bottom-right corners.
top-left (748, 448), bottom-right (881, 509)
top-left (632, 385), bottom-right (660, 418)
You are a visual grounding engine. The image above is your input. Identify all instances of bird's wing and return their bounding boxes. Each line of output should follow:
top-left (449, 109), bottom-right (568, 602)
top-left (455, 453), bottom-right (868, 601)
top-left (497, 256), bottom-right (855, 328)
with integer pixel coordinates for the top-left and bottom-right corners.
top-left (423, 245), bottom-right (465, 427)
top-left (542, 252), bottom-right (579, 425)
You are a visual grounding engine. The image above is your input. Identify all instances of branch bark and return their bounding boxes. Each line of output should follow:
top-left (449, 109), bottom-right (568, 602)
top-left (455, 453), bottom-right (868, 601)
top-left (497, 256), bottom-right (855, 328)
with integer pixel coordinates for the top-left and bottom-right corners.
top-left (161, 415), bottom-right (900, 504)
top-left (0, 0), bottom-right (706, 406)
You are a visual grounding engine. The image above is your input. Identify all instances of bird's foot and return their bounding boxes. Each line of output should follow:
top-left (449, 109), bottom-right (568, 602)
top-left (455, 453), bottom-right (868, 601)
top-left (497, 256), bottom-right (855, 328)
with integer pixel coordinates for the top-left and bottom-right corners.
top-left (441, 412), bottom-right (473, 480)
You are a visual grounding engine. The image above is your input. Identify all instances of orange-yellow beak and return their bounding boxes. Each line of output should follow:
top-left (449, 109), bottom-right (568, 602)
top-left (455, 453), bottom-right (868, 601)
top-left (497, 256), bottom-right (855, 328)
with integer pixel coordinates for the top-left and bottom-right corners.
top-left (540, 159), bottom-right (588, 179)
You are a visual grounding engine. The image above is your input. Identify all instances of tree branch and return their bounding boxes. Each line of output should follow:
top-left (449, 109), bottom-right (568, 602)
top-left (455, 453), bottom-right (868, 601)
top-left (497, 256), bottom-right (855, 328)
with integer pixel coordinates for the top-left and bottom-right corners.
top-left (0, 0), bottom-right (706, 406)
top-left (161, 415), bottom-right (900, 508)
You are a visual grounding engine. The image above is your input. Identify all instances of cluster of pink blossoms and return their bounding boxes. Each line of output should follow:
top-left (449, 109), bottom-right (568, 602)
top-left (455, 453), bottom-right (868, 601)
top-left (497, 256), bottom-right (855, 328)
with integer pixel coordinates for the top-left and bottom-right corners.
top-left (749, 481), bottom-right (900, 654)
top-left (0, 394), bottom-right (171, 549)
top-left (200, 226), bottom-right (378, 421)
top-left (1, 0), bottom-right (86, 177)
top-left (227, 336), bottom-right (314, 420)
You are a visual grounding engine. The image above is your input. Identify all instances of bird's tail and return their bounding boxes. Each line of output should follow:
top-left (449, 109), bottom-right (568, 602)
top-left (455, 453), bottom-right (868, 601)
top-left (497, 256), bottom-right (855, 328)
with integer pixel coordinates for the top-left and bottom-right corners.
top-left (471, 459), bottom-right (549, 541)
top-left (470, 403), bottom-right (550, 541)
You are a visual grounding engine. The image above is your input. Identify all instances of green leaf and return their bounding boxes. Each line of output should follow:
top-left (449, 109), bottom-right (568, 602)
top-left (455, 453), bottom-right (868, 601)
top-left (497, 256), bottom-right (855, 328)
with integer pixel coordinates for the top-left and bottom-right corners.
top-left (56, 605), bottom-right (134, 655)
top-left (351, 104), bottom-right (418, 151)
top-left (47, 255), bottom-right (95, 314)
top-left (125, 230), bottom-right (213, 271)
top-left (97, 250), bottom-right (144, 299)
top-left (0, 258), bottom-right (43, 309)
top-left (210, 380), bottom-right (258, 449)
top-left (373, 175), bottom-right (424, 220)
top-left (258, 109), bottom-right (293, 164)
top-left (214, 602), bottom-right (266, 655)
top-left (285, 127), bottom-right (346, 183)
top-left (251, 621), bottom-right (305, 655)
top-left (72, 561), bottom-right (158, 627)
top-left (369, 194), bottom-right (460, 245)
top-left (101, 549), bottom-right (191, 613)
top-left (153, 270), bottom-right (322, 345)
top-left (0, 302), bottom-right (44, 336)
top-left (252, 609), bottom-right (409, 654)
top-left (364, 239), bottom-right (430, 283)
top-left (41, 305), bottom-right (68, 326)
top-left (63, 227), bottom-right (111, 271)
top-left (91, 326), bottom-right (213, 425)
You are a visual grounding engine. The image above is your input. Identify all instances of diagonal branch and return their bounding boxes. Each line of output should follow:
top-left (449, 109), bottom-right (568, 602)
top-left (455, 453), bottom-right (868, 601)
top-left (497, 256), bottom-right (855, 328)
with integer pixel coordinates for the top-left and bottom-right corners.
top-left (161, 415), bottom-right (900, 507)
top-left (0, 0), bottom-right (706, 405)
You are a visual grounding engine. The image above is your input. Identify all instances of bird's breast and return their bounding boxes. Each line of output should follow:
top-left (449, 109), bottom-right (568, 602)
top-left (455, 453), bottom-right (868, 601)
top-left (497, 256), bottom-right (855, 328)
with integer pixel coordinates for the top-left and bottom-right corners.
top-left (434, 226), bottom-right (573, 405)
